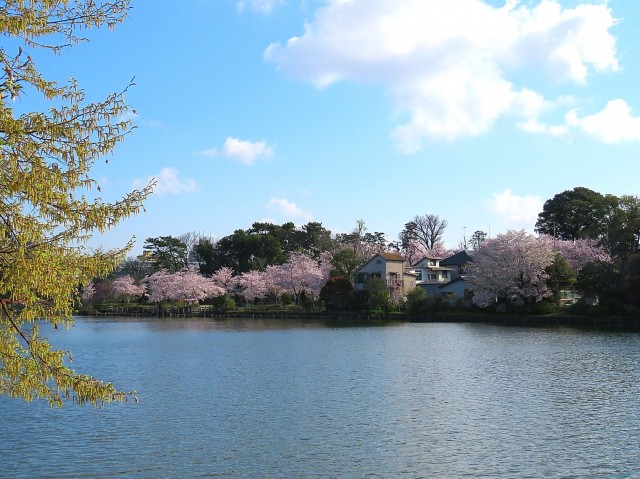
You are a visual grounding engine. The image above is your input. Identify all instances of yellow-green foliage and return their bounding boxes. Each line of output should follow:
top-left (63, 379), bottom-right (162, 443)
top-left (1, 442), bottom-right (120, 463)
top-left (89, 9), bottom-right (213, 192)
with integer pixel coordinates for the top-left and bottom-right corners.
top-left (0, 1), bottom-right (152, 406)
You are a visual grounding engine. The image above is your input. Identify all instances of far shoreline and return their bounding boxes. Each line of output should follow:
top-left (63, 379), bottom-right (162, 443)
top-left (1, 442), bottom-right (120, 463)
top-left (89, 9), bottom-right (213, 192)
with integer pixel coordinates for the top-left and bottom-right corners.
top-left (76, 306), bottom-right (640, 332)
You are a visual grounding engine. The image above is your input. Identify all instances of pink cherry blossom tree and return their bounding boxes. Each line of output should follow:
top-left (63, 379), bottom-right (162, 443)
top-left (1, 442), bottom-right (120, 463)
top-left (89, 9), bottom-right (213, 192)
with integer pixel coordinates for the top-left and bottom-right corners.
top-left (401, 241), bottom-right (427, 266)
top-left (262, 268), bottom-right (285, 300)
top-left (211, 266), bottom-right (237, 293)
top-left (111, 275), bottom-right (145, 303)
top-left (427, 241), bottom-right (455, 259)
top-left (318, 250), bottom-right (334, 271)
top-left (81, 281), bottom-right (95, 301)
top-left (538, 235), bottom-right (611, 271)
top-left (143, 267), bottom-right (224, 303)
top-left (171, 266), bottom-right (225, 303)
top-left (467, 230), bottom-right (555, 307)
top-left (236, 270), bottom-right (269, 305)
top-left (267, 252), bottom-right (330, 303)
top-left (142, 269), bottom-right (173, 303)
top-left (357, 241), bottom-right (384, 262)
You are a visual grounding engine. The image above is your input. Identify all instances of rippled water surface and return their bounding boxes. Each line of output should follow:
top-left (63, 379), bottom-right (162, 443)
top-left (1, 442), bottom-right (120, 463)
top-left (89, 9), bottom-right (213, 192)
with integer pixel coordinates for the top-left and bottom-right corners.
top-left (2, 318), bottom-right (640, 478)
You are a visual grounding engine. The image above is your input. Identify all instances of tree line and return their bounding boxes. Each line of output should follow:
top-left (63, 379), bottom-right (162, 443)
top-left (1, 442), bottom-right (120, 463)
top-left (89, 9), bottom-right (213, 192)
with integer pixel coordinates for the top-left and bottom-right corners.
top-left (453, 186), bottom-right (640, 316)
top-left (119, 215), bottom-right (456, 279)
top-left (84, 186), bottom-right (640, 316)
top-left (83, 215), bottom-right (460, 310)
top-left (532, 187), bottom-right (640, 314)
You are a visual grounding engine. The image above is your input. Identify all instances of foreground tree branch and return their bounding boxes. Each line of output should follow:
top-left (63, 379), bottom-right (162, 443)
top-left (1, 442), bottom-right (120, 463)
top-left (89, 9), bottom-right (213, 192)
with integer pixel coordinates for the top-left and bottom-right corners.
top-left (0, 1), bottom-right (152, 407)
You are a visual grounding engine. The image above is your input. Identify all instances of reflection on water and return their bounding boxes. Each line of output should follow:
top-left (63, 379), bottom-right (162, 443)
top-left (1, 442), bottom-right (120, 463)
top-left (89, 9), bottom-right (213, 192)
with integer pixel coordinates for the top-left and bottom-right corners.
top-left (1, 318), bottom-right (640, 478)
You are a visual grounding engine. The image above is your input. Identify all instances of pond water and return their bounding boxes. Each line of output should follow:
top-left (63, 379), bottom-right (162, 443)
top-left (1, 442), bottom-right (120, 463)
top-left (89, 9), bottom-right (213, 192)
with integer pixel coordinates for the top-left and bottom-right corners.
top-left (1, 317), bottom-right (640, 478)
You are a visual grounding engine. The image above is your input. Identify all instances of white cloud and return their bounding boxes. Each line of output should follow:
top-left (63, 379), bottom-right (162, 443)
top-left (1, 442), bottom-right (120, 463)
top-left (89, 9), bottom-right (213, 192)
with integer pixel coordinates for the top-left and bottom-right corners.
top-left (565, 99), bottom-right (640, 144)
top-left (200, 137), bottom-right (274, 165)
top-left (518, 119), bottom-right (568, 137)
top-left (237, 0), bottom-right (283, 14)
top-left (264, 0), bottom-right (619, 151)
top-left (267, 197), bottom-right (313, 221)
top-left (139, 118), bottom-right (167, 129)
top-left (485, 190), bottom-right (543, 228)
top-left (133, 168), bottom-right (197, 196)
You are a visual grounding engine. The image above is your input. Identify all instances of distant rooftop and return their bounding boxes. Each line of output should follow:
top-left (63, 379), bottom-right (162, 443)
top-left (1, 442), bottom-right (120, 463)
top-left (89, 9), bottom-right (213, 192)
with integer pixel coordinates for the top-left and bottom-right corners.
top-left (440, 250), bottom-right (474, 266)
top-left (378, 252), bottom-right (405, 261)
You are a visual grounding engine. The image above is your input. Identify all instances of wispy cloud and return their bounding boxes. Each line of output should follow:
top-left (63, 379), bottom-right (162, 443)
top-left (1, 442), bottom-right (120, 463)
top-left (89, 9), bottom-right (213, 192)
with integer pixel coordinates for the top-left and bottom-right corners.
top-left (133, 167), bottom-right (197, 196)
top-left (267, 197), bottom-right (313, 221)
top-left (265, 0), bottom-right (620, 151)
top-left (200, 137), bottom-right (274, 165)
top-left (118, 110), bottom-right (166, 130)
top-left (138, 118), bottom-right (167, 129)
top-left (485, 190), bottom-right (543, 229)
top-left (236, 0), bottom-right (284, 14)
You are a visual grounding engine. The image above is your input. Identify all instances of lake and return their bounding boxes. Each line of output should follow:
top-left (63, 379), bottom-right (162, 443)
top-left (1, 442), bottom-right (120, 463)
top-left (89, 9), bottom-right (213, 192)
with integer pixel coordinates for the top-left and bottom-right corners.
top-left (1, 317), bottom-right (640, 478)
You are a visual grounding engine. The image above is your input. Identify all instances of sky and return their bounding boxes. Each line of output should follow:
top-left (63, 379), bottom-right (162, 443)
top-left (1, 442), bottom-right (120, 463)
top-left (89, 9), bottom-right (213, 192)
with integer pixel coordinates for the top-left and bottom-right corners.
top-left (21, 0), bottom-right (640, 255)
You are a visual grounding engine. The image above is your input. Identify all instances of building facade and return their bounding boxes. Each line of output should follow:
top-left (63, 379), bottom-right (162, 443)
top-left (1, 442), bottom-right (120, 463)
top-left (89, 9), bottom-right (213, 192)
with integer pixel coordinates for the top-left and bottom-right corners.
top-left (354, 252), bottom-right (417, 297)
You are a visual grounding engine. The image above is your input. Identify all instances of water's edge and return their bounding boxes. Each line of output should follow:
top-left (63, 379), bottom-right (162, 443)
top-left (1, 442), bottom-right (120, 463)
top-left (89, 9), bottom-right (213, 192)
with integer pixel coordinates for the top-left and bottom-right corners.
top-left (76, 308), bottom-right (640, 331)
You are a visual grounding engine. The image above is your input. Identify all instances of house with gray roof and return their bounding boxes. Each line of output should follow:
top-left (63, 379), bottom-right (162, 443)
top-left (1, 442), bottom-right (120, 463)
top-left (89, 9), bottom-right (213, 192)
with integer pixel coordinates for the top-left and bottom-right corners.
top-left (403, 250), bottom-right (475, 301)
top-left (354, 250), bottom-right (475, 303)
top-left (440, 250), bottom-right (474, 281)
top-left (409, 255), bottom-right (454, 295)
top-left (438, 250), bottom-right (474, 302)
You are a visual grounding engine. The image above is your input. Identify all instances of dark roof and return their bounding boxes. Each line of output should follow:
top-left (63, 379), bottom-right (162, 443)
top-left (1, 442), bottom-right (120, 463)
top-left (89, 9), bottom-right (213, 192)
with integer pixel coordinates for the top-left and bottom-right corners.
top-left (438, 277), bottom-right (468, 288)
top-left (378, 252), bottom-right (405, 262)
top-left (440, 250), bottom-right (474, 266)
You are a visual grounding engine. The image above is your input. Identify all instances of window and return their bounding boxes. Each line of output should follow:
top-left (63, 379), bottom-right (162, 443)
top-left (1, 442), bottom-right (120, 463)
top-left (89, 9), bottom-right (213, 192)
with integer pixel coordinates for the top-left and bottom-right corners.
top-left (376, 259), bottom-right (382, 264)
top-left (442, 271), bottom-right (449, 279)
top-left (415, 271), bottom-right (423, 281)
top-left (356, 273), bottom-right (369, 283)
top-left (428, 274), bottom-right (437, 281)
top-left (458, 265), bottom-right (467, 274)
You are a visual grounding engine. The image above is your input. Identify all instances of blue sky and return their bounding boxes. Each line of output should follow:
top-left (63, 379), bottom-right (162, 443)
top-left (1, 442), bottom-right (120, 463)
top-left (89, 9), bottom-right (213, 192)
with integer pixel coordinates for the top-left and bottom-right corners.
top-left (26, 0), bottom-right (640, 254)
